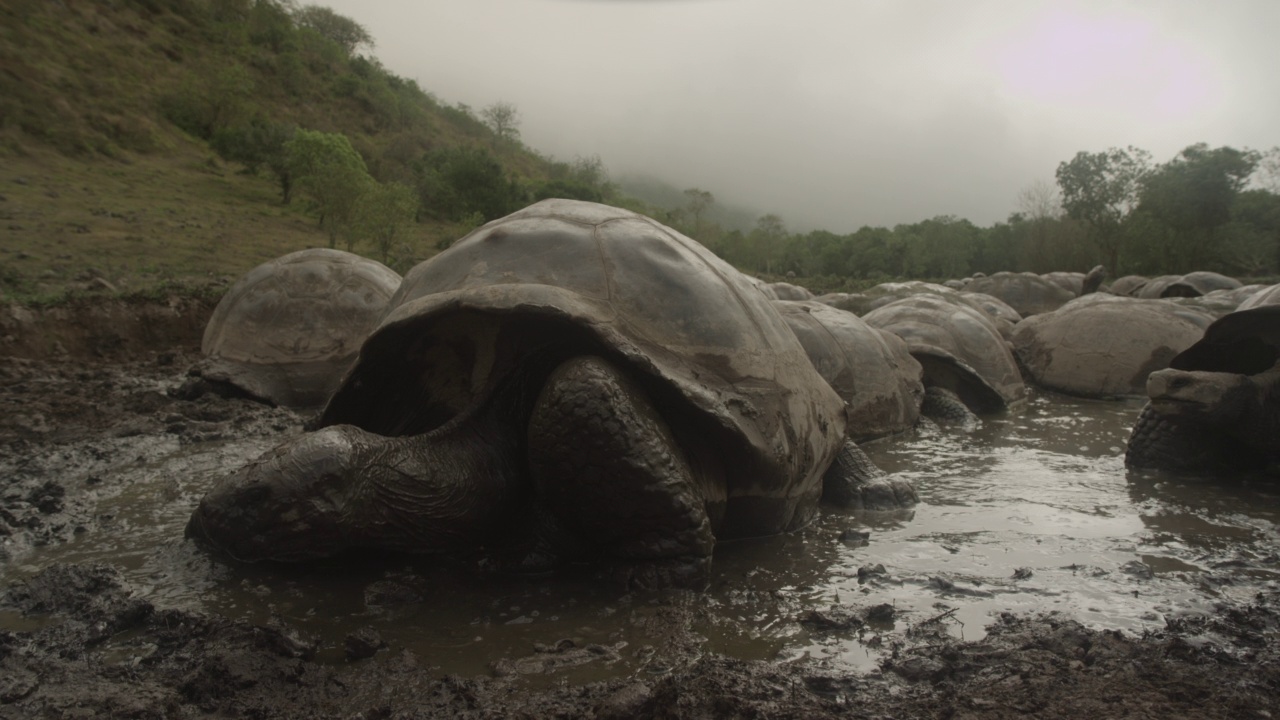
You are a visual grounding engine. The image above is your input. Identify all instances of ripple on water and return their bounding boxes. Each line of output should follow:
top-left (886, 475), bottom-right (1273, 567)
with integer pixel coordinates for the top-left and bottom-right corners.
top-left (5, 388), bottom-right (1280, 677)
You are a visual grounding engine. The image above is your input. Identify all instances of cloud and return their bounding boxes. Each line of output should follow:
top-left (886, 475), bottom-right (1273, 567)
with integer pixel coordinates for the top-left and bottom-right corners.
top-left (322, 0), bottom-right (1280, 231)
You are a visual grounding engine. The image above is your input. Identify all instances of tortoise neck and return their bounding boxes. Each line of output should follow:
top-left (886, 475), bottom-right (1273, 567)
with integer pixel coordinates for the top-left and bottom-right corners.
top-left (1235, 362), bottom-right (1280, 459)
top-left (343, 412), bottom-right (529, 552)
top-left (345, 347), bottom-right (554, 550)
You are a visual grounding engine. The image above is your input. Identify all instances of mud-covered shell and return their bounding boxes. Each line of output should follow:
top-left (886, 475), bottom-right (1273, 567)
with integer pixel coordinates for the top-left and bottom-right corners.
top-left (1011, 295), bottom-right (1212, 398)
top-left (1221, 284), bottom-right (1268, 306)
top-left (1041, 265), bottom-right (1106, 297)
top-left (959, 291), bottom-right (1022, 341)
top-left (1041, 271), bottom-right (1085, 296)
top-left (816, 281), bottom-right (961, 317)
top-left (322, 199), bottom-right (846, 538)
top-left (1108, 275), bottom-right (1148, 297)
top-left (1138, 272), bottom-right (1241, 299)
top-left (200, 248), bottom-right (401, 408)
top-left (1168, 305), bottom-right (1280, 375)
top-left (1237, 283), bottom-right (1280, 311)
top-left (776, 300), bottom-right (924, 441)
top-left (763, 281), bottom-right (815, 301)
top-left (1170, 286), bottom-right (1262, 319)
top-left (818, 282), bottom-right (1018, 339)
top-left (1135, 275), bottom-right (1182, 299)
top-left (963, 272), bottom-right (1075, 316)
top-left (862, 294), bottom-right (1026, 412)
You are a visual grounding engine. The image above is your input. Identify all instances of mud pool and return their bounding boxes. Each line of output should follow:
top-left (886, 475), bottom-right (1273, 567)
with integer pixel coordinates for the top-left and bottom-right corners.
top-left (6, 382), bottom-right (1278, 687)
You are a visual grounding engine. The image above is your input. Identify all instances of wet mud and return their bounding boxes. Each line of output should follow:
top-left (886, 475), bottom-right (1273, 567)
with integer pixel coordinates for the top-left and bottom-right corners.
top-left (2, 330), bottom-right (1280, 717)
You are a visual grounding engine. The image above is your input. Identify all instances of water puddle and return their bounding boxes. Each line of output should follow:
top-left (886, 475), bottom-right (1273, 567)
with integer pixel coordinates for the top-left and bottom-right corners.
top-left (6, 389), bottom-right (1280, 679)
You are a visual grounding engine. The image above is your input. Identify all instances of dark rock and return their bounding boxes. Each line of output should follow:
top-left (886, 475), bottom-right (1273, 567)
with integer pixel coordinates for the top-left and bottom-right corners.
top-left (838, 528), bottom-right (870, 547)
top-left (800, 606), bottom-right (864, 632)
top-left (866, 603), bottom-right (896, 623)
top-left (27, 481), bottom-right (65, 514)
top-left (857, 563), bottom-right (887, 579)
top-left (345, 627), bottom-right (385, 661)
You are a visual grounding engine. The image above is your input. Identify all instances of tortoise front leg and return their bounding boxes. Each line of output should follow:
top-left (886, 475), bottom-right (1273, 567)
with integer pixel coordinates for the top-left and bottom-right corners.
top-left (527, 355), bottom-right (715, 589)
top-left (822, 438), bottom-right (918, 510)
top-left (1124, 402), bottom-right (1226, 473)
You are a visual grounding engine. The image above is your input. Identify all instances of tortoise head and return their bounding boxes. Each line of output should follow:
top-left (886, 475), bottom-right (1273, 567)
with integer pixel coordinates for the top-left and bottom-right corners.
top-left (186, 426), bottom-right (360, 562)
top-left (1146, 368), bottom-right (1257, 424)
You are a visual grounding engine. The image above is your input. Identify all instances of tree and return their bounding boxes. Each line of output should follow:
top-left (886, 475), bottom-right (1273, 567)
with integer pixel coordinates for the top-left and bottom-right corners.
top-left (351, 181), bottom-right (418, 262)
top-left (1055, 146), bottom-right (1152, 272)
top-left (901, 216), bottom-right (978, 278)
top-left (683, 188), bottom-right (715, 238)
top-left (414, 146), bottom-right (524, 222)
top-left (211, 119), bottom-right (296, 203)
top-left (846, 226), bottom-right (897, 278)
top-left (1254, 147), bottom-right (1280, 194)
top-left (746, 214), bottom-right (787, 273)
top-left (285, 129), bottom-right (373, 247)
top-left (480, 101), bottom-right (521, 143)
top-left (1223, 189), bottom-right (1280, 274)
top-left (292, 4), bottom-right (373, 55)
top-left (160, 63), bottom-right (255, 140)
top-left (535, 154), bottom-right (612, 203)
top-left (1018, 179), bottom-right (1061, 223)
top-left (569, 154), bottom-right (610, 191)
top-left (1007, 180), bottom-right (1094, 272)
top-left (246, 0), bottom-right (298, 52)
top-left (1133, 143), bottom-right (1259, 270)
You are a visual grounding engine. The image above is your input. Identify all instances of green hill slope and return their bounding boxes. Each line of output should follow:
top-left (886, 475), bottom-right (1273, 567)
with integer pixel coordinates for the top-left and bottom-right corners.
top-left (0, 0), bottom-right (608, 302)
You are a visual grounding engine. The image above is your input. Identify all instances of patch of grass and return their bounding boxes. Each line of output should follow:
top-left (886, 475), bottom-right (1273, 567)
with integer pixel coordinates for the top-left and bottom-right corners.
top-left (0, 145), bottom-right (446, 304)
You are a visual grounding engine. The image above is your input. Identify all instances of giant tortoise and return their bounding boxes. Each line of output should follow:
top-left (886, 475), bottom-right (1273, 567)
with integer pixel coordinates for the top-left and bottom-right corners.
top-left (1107, 275), bottom-right (1149, 297)
top-left (817, 281), bottom-right (1020, 339)
top-left (1012, 295), bottom-right (1213, 398)
top-left (1126, 306), bottom-right (1280, 475)
top-left (958, 291), bottom-right (1022, 341)
top-left (764, 280), bottom-right (815, 301)
top-left (863, 294), bottom-right (1026, 413)
top-left (1137, 271), bottom-right (1241, 299)
top-left (963, 271), bottom-right (1075, 316)
top-left (816, 281), bottom-right (964, 317)
top-left (775, 300), bottom-right (924, 441)
top-left (187, 200), bottom-right (884, 587)
top-left (195, 248), bottom-right (401, 408)
top-left (1237, 283), bottom-right (1280, 311)
top-left (774, 300), bottom-right (922, 508)
top-left (1041, 265), bottom-right (1106, 297)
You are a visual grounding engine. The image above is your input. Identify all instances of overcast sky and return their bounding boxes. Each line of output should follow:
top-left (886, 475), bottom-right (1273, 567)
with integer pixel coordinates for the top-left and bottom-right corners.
top-left (320, 0), bottom-right (1280, 232)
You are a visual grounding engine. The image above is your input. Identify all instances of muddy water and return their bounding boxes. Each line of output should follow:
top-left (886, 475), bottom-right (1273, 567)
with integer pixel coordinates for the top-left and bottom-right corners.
top-left (9, 389), bottom-right (1280, 682)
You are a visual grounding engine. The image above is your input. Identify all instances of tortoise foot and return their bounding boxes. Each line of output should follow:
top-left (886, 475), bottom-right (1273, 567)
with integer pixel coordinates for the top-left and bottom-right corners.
top-left (528, 355), bottom-right (714, 586)
top-left (823, 439), bottom-right (917, 510)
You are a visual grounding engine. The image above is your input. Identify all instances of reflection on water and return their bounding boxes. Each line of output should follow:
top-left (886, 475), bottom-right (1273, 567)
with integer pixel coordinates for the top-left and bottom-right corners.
top-left (7, 389), bottom-right (1280, 677)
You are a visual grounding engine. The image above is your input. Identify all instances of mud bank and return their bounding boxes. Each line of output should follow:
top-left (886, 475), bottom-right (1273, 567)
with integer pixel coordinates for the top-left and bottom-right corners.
top-left (0, 294), bottom-right (216, 360)
top-left (1, 301), bottom-right (1279, 718)
top-left (3, 560), bottom-right (1278, 719)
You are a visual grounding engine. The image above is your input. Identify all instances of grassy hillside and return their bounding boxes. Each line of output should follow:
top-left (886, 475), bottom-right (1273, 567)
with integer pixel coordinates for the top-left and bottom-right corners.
top-left (0, 0), bottom-right (598, 303)
top-left (2, 147), bottom-right (328, 301)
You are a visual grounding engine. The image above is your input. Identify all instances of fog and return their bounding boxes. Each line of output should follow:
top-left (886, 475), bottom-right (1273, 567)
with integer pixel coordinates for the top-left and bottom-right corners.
top-left (319, 0), bottom-right (1280, 232)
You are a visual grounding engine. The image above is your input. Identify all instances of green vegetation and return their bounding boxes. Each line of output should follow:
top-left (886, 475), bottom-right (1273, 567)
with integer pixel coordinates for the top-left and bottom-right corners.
top-left (648, 143), bottom-right (1279, 290)
top-left (354, 180), bottom-right (418, 264)
top-left (1, 0), bottom-right (1276, 305)
top-left (285, 128), bottom-right (371, 247)
top-left (0, 0), bottom-right (615, 302)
